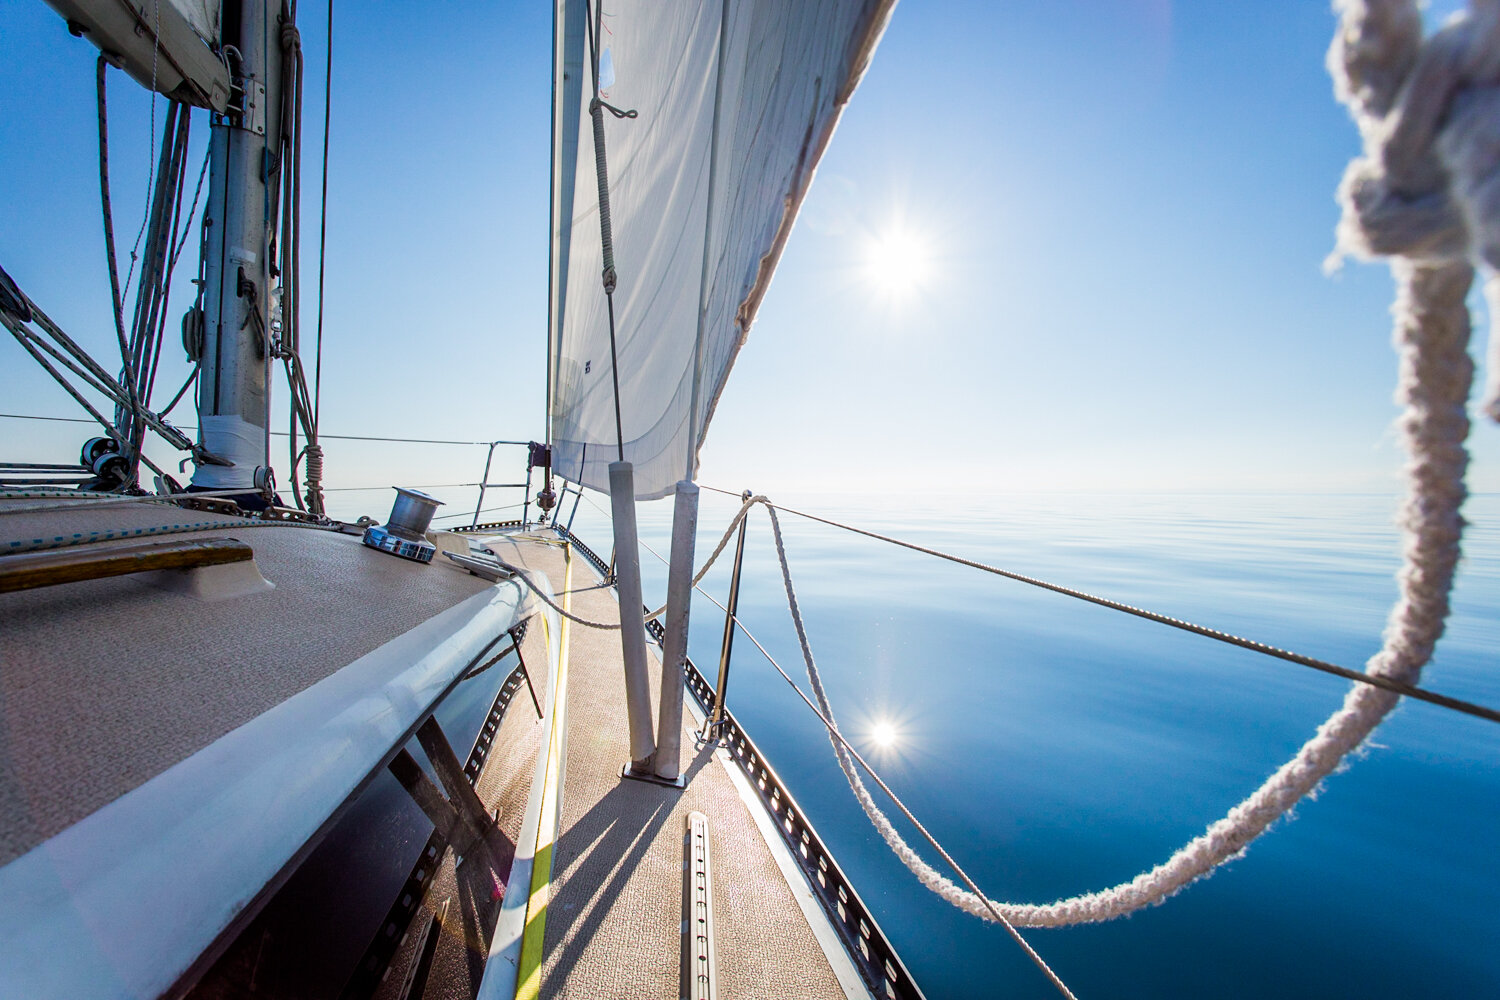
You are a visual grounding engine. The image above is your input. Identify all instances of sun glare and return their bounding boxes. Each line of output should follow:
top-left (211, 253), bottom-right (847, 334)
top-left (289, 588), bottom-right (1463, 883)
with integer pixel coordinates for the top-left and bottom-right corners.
top-left (863, 225), bottom-right (933, 299)
top-left (870, 719), bottom-right (900, 749)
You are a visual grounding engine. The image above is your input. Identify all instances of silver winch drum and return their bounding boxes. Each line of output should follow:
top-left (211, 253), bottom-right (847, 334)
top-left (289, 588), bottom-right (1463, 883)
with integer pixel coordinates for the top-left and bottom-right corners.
top-left (362, 487), bottom-right (444, 563)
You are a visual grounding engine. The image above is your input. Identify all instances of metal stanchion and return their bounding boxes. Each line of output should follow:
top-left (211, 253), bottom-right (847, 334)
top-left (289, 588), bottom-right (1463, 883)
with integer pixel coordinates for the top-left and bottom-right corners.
top-left (705, 489), bottom-right (750, 742)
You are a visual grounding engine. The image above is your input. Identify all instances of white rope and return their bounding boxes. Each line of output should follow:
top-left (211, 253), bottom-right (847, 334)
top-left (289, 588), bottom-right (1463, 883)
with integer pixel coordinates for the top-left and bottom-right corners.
top-left (759, 0), bottom-right (1486, 929)
top-left (1330, 0), bottom-right (1500, 419)
top-left (764, 501), bottom-right (1077, 996)
top-left (642, 492), bottom-right (765, 622)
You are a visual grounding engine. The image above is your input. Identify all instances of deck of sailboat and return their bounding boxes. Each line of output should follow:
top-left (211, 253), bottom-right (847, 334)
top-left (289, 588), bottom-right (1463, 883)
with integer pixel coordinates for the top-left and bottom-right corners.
top-left (0, 499), bottom-right (871, 997)
top-left (485, 531), bottom-right (862, 1000)
top-left (0, 496), bottom-right (497, 867)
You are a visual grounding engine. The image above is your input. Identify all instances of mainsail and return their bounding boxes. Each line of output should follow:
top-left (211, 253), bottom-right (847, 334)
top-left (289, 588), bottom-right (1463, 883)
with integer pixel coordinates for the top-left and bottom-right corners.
top-left (547, 0), bottom-right (896, 499)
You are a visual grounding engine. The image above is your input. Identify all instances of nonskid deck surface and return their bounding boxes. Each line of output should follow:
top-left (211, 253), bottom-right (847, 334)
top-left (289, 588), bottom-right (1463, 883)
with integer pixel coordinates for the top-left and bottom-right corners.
top-left (0, 498), bottom-right (492, 866)
top-left (0, 508), bottom-right (855, 998)
top-left (489, 534), bottom-right (850, 1000)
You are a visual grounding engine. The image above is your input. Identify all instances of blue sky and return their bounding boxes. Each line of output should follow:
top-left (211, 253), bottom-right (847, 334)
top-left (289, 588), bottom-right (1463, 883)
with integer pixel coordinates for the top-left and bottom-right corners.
top-left (1, 0), bottom-right (1493, 507)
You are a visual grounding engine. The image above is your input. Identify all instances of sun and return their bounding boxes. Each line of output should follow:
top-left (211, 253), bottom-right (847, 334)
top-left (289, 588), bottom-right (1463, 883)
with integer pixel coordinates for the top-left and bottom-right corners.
top-left (870, 719), bottom-right (900, 749)
top-left (862, 225), bottom-right (933, 299)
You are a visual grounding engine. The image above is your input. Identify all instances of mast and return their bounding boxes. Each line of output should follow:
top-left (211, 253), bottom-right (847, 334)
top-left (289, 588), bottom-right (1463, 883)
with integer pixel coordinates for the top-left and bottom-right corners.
top-left (191, 0), bottom-right (283, 496)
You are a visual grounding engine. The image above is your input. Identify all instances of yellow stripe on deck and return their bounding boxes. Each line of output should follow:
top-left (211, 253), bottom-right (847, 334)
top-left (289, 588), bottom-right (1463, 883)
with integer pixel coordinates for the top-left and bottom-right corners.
top-left (515, 544), bottom-right (573, 1000)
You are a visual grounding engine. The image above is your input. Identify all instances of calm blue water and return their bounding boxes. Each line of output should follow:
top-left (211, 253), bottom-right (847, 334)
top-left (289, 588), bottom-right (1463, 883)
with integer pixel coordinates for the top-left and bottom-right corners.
top-left (564, 491), bottom-right (1500, 999)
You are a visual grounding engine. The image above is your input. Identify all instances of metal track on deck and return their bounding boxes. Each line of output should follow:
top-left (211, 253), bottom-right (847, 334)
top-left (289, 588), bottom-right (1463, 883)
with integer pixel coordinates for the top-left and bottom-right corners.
top-left (558, 524), bottom-right (924, 1000)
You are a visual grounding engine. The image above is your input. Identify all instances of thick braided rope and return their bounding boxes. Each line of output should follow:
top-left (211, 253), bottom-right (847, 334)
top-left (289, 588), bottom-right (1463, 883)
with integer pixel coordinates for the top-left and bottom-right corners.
top-left (770, 263), bottom-right (1471, 927)
top-left (1331, 0), bottom-right (1500, 417)
top-left (766, 1), bottom-right (1482, 927)
top-left (643, 493), bottom-right (766, 622)
top-left (763, 505), bottom-right (1077, 998)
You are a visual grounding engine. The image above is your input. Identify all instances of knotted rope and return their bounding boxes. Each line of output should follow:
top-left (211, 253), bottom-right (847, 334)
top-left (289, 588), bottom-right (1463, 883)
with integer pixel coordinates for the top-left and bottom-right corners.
top-left (768, 0), bottom-right (1489, 929)
top-left (1331, 0), bottom-right (1500, 419)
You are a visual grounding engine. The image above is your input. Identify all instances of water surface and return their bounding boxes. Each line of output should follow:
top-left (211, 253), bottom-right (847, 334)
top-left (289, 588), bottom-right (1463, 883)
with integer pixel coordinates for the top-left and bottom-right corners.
top-left (566, 491), bottom-right (1499, 999)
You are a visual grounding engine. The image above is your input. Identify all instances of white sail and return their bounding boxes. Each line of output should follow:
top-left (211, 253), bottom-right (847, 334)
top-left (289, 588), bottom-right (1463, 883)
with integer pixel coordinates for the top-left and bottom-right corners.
top-left (166, 0), bottom-right (220, 44)
top-left (548, 0), bottom-right (896, 499)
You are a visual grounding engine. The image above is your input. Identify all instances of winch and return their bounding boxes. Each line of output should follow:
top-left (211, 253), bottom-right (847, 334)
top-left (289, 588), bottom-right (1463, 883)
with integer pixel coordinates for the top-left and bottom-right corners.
top-left (362, 487), bottom-right (443, 563)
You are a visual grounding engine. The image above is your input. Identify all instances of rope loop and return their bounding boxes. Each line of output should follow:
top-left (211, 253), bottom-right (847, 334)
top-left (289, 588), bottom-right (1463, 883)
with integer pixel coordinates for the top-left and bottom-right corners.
top-left (589, 96), bottom-right (638, 120)
top-left (1331, 0), bottom-right (1500, 418)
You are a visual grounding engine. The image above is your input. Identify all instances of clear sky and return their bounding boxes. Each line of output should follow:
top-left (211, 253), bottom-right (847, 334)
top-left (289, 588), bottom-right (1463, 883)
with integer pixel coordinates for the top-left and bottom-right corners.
top-left (2, 0), bottom-right (1494, 506)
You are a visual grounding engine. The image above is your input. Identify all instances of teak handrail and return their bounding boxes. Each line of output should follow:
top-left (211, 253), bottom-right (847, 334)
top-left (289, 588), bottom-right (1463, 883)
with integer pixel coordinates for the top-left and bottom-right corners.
top-left (0, 537), bottom-right (253, 593)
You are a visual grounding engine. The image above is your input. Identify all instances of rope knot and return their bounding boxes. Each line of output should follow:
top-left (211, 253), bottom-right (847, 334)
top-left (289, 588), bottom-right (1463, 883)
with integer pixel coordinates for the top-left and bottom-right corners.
top-left (280, 21), bottom-right (301, 52)
top-left (303, 441), bottom-right (324, 484)
top-left (1331, 0), bottom-right (1500, 418)
top-left (589, 96), bottom-right (639, 120)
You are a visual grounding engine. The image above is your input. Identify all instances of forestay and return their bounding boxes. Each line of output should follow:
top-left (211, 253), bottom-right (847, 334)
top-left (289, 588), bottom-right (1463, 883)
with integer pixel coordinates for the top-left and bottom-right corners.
top-left (547, 0), bottom-right (896, 500)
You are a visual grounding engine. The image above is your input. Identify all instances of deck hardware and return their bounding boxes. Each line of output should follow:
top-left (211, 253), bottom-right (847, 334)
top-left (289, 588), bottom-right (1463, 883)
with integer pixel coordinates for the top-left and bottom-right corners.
top-left (702, 489), bottom-right (751, 743)
top-left (448, 517), bottom-right (526, 535)
top-left (444, 549), bottom-right (517, 581)
top-left (683, 811), bottom-right (717, 1000)
top-left (529, 442), bottom-right (556, 522)
top-left (0, 536), bottom-right (253, 593)
top-left (364, 487), bottom-right (443, 563)
top-left (396, 897), bottom-right (449, 1000)
top-left (554, 525), bottom-right (924, 997)
top-left (240, 80), bottom-right (267, 135)
top-left (679, 653), bottom-right (925, 1000)
top-left (468, 439), bottom-right (530, 527)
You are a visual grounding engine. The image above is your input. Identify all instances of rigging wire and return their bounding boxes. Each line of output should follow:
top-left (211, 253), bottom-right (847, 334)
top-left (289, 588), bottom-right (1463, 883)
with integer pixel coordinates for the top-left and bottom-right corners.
top-left (0, 414), bottom-right (522, 447)
top-left (313, 0), bottom-right (333, 443)
top-left (128, 103), bottom-right (193, 467)
top-left (275, 3), bottom-right (324, 514)
top-left (158, 365), bottom-right (198, 419)
top-left (583, 0), bottom-right (636, 461)
top-left (431, 501), bottom-right (526, 523)
top-left (121, 0), bottom-right (163, 302)
top-left (94, 56), bottom-right (147, 473)
top-left (562, 485), bottom-right (1500, 933)
top-left (698, 485), bottom-right (1500, 726)
top-left (625, 520), bottom-right (1077, 999)
top-left (324, 482), bottom-right (482, 493)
